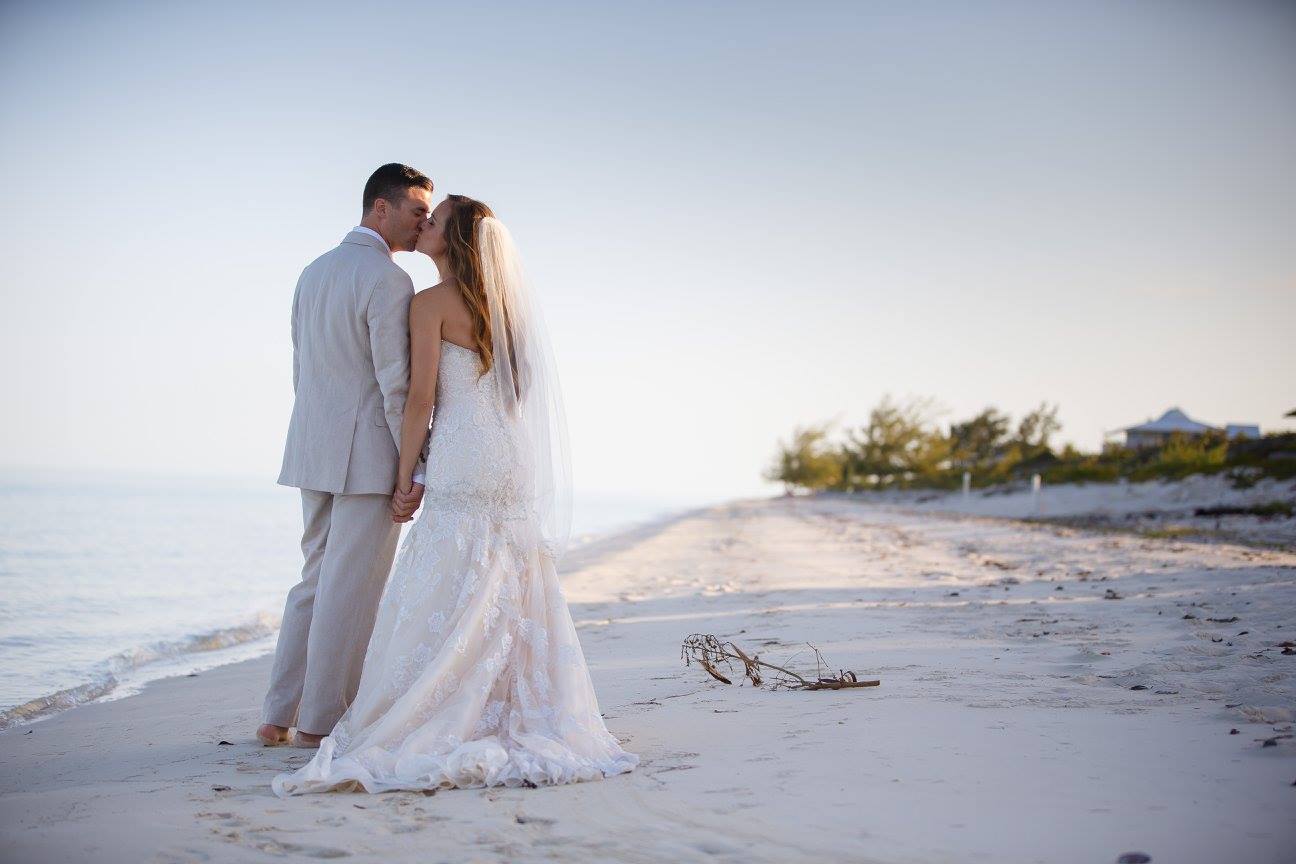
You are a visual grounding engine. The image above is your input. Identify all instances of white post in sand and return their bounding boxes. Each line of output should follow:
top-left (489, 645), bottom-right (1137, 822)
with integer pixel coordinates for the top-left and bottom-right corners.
top-left (962, 471), bottom-right (971, 503)
top-left (1031, 473), bottom-right (1042, 515)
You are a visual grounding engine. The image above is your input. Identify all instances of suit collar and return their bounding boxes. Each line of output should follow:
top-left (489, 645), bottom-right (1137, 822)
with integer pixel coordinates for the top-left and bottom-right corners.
top-left (341, 228), bottom-right (393, 258)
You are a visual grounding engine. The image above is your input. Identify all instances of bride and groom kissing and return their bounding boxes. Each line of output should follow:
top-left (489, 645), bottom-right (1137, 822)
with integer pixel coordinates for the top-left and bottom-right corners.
top-left (257, 163), bottom-right (637, 795)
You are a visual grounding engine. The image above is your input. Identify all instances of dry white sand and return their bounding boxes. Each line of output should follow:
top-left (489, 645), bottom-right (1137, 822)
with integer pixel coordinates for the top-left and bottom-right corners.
top-left (2, 497), bottom-right (1294, 864)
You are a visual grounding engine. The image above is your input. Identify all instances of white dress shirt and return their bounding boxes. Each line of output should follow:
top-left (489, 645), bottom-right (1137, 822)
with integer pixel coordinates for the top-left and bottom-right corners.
top-left (350, 226), bottom-right (425, 488)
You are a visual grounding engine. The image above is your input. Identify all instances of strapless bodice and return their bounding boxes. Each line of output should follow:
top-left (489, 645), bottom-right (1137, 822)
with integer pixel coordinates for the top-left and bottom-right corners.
top-left (422, 340), bottom-right (529, 517)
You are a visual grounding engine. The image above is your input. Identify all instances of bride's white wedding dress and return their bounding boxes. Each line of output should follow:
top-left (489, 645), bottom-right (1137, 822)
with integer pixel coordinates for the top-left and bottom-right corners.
top-left (273, 221), bottom-right (637, 796)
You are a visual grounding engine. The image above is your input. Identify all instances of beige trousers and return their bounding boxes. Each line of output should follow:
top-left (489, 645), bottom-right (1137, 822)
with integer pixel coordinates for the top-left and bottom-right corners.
top-left (262, 490), bottom-right (400, 734)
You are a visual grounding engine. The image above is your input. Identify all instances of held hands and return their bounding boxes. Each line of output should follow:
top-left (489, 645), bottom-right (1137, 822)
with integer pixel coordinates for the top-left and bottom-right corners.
top-left (390, 479), bottom-right (425, 523)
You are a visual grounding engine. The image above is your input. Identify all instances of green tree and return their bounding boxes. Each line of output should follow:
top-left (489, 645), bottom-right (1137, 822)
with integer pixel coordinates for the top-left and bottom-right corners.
top-left (948, 407), bottom-right (1012, 477)
top-left (842, 396), bottom-right (949, 489)
top-left (1016, 402), bottom-right (1061, 457)
top-left (1132, 430), bottom-right (1228, 480)
top-left (764, 425), bottom-right (842, 492)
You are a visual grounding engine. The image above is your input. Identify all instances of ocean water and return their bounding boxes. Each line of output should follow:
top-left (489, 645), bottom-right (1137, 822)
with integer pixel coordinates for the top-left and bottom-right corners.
top-left (0, 472), bottom-right (707, 728)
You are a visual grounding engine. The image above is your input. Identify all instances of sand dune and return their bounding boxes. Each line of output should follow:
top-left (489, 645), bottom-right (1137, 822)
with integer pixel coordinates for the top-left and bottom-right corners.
top-left (2, 497), bottom-right (1293, 863)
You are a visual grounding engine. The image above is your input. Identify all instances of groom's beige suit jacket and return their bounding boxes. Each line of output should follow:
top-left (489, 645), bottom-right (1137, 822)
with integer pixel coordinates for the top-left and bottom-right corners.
top-left (277, 230), bottom-right (422, 495)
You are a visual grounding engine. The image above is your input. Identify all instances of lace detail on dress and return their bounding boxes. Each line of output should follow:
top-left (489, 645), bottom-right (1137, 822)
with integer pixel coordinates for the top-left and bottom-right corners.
top-left (272, 341), bottom-right (637, 797)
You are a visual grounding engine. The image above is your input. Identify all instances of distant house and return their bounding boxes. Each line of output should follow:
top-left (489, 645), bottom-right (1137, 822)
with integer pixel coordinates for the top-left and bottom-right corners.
top-left (1119, 407), bottom-right (1258, 450)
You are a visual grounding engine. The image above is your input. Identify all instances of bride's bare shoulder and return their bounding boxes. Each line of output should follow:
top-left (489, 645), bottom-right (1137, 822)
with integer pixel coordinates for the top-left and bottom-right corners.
top-left (414, 278), bottom-right (457, 304)
top-left (410, 279), bottom-right (454, 319)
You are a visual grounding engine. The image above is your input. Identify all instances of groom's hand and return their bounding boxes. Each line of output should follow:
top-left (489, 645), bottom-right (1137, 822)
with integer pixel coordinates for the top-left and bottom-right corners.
top-left (390, 494), bottom-right (415, 522)
top-left (390, 482), bottom-right (424, 523)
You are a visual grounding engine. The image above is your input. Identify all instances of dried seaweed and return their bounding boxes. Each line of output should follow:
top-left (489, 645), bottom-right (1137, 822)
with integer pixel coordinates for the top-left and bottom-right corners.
top-left (681, 634), bottom-right (880, 691)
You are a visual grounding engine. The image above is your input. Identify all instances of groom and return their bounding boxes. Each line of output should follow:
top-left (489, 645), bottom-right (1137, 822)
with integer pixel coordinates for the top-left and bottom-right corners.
top-left (257, 163), bottom-right (433, 748)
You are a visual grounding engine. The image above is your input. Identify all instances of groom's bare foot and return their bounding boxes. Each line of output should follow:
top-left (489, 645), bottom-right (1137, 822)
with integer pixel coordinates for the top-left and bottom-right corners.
top-left (293, 730), bottom-right (325, 748)
top-left (256, 723), bottom-right (291, 746)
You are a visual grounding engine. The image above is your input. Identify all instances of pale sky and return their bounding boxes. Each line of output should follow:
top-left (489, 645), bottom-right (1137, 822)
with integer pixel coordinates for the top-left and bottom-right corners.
top-left (2, 0), bottom-right (1293, 501)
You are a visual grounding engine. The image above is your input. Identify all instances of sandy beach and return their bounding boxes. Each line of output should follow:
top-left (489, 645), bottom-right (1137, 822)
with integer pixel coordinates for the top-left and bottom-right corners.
top-left (2, 496), bottom-right (1294, 864)
top-left (849, 475), bottom-right (1296, 549)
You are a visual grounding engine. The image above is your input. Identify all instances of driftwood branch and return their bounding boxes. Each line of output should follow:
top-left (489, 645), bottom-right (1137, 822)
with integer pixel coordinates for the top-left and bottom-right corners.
top-left (681, 634), bottom-right (880, 691)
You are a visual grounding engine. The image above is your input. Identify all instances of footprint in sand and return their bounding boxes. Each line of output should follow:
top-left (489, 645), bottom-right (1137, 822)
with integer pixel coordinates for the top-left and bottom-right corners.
top-left (240, 833), bottom-right (352, 858)
top-left (703, 786), bottom-right (754, 796)
top-left (194, 811), bottom-right (248, 829)
top-left (154, 848), bottom-right (212, 863)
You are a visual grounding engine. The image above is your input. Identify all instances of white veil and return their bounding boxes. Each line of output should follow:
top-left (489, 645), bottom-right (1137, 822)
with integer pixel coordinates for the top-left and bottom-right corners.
top-left (476, 216), bottom-right (572, 559)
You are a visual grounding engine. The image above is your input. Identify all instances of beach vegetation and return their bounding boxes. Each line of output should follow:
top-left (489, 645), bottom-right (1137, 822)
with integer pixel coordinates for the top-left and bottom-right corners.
top-left (767, 401), bottom-right (1296, 493)
top-left (763, 425), bottom-right (842, 493)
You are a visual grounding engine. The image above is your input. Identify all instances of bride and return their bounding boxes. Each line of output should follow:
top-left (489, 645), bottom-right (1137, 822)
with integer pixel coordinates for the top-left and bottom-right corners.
top-left (273, 195), bottom-right (638, 795)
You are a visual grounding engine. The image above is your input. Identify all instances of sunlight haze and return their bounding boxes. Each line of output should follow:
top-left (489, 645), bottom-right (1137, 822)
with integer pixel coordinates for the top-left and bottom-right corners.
top-left (2, 0), bottom-right (1293, 501)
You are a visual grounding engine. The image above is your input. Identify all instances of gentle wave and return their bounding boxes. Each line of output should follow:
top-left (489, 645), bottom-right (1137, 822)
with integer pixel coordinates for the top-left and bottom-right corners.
top-left (0, 483), bottom-right (718, 732)
top-left (0, 613), bottom-right (280, 730)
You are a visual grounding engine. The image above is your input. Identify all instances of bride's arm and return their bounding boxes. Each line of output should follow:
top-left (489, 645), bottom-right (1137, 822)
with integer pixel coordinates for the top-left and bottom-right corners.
top-left (398, 289), bottom-right (442, 494)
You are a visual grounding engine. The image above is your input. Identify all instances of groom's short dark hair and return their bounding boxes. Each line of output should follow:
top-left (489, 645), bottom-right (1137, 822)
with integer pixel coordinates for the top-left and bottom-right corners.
top-left (363, 163), bottom-right (433, 212)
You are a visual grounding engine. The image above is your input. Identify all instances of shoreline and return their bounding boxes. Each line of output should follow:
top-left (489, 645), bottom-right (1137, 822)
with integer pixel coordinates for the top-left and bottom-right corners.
top-left (2, 496), bottom-right (1292, 863)
top-left (0, 617), bottom-right (282, 733)
top-left (6, 475), bottom-right (1290, 732)
top-left (0, 503), bottom-right (715, 734)
top-left (7, 474), bottom-right (1291, 732)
